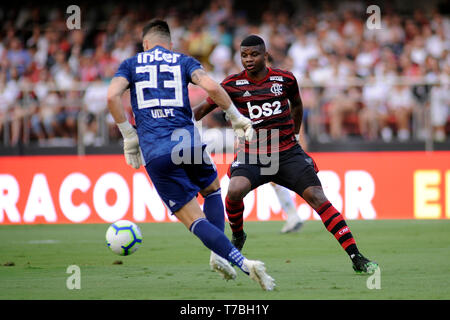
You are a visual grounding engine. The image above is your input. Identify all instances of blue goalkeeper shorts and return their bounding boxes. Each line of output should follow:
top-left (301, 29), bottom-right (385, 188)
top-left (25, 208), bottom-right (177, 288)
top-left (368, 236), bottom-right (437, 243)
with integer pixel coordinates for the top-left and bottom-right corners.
top-left (145, 145), bottom-right (217, 214)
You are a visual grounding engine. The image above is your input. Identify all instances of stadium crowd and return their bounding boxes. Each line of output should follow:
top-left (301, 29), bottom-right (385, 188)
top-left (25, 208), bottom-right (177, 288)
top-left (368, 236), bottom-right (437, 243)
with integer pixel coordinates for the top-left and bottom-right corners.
top-left (0, 0), bottom-right (449, 147)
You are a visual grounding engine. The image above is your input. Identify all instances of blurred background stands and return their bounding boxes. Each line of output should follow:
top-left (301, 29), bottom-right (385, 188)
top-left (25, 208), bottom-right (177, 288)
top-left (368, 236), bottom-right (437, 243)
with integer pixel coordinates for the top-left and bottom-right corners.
top-left (0, 0), bottom-right (449, 155)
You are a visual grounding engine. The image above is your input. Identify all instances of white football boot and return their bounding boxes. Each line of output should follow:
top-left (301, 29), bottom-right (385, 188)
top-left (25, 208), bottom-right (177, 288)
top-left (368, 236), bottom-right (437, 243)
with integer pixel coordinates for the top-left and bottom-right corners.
top-left (209, 251), bottom-right (237, 280)
top-left (280, 213), bottom-right (303, 234)
top-left (243, 259), bottom-right (276, 291)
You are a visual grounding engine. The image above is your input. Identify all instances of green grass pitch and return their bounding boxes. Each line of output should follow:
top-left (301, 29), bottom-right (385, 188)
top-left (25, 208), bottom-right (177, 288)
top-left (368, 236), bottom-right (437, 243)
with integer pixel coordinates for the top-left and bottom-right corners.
top-left (0, 220), bottom-right (449, 300)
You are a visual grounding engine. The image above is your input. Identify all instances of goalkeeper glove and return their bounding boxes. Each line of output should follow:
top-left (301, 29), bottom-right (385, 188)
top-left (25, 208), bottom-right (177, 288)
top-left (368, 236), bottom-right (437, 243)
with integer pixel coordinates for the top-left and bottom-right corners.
top-left (224, 104), bottom-right (254, 141)
top-left (117, 121), bottom-right (143, 169)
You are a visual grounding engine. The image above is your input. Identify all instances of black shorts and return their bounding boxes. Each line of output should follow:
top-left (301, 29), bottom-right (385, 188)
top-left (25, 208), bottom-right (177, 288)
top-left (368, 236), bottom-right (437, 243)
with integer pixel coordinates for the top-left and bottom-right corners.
top-left (228, 144), bottom-right (321, 196)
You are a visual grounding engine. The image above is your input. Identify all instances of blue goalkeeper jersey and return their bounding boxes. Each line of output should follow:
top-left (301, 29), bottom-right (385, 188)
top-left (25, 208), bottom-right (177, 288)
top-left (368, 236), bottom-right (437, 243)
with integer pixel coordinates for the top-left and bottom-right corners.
top-left (114, 45), bottom-right (203, 164)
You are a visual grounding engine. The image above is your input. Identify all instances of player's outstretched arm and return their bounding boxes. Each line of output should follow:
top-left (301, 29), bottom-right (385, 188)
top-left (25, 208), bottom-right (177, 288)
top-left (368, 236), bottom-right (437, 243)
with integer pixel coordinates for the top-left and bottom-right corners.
top-left (191, 68), bottom-right (254, 141)
top-left (192, 100), bottom-right (217, 121)
top-left (107, 77), bottom-right (143, 169)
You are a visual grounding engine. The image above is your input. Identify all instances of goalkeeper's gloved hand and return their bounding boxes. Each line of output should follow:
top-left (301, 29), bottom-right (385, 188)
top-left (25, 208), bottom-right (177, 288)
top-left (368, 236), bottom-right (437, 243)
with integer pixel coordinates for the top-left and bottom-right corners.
top-left (117, 121), bottom-right (143, 169)
top-left (224, 104), bottom-right (254, 142)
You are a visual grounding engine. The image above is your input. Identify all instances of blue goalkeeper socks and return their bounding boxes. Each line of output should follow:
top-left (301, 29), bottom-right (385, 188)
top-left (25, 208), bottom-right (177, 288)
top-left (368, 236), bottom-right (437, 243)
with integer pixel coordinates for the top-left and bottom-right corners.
top-left (203, 188), bottom-right (225, 232)
top-left (190, 218), bottom-right (249, 274)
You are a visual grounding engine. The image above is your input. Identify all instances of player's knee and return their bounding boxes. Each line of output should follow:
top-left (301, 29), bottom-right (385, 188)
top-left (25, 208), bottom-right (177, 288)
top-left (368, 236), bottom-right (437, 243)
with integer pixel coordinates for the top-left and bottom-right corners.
top-left (302, 186), bottom-right (328, 210)
top-left (199, 178), bottom-right (221, 197)
top-left (227, 177), bottom-right (251, 200)
top-left (226, 187), bottom-right (245, 201)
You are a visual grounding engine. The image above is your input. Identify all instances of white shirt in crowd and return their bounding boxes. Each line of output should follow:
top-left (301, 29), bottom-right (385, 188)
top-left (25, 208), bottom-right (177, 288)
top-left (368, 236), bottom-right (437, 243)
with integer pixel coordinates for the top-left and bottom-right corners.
top-left (430, 84), bottom-right (450, 126)
top-left (83, 81), bottom-right (109, 115)
top-left (387, 86), bottom-right (415, 110)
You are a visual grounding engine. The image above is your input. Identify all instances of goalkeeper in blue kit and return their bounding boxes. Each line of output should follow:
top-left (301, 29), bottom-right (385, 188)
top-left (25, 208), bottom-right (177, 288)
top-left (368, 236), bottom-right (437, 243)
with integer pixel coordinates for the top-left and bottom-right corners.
top-left (106, 20), bottom-right (275, 291)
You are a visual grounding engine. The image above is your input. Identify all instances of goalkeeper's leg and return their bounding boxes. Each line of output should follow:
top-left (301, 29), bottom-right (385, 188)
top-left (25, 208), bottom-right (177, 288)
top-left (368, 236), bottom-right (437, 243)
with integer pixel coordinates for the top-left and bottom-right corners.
top-left (175, 197), bottom-right (275, 291)
top-left (200, 183), bottom-right (232, 279)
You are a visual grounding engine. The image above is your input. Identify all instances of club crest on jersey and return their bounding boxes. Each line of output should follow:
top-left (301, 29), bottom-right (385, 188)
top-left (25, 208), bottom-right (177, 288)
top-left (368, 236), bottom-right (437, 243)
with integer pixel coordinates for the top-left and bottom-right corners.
top-left (270, 83), bottom-right (283, 96)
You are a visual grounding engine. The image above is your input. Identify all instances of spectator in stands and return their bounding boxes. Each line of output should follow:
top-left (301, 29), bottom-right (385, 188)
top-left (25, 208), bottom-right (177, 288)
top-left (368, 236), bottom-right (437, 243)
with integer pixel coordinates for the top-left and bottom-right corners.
top-left (288, 26), bottom-right (320, 77)
top-left (360, 75), bottom-right (389, 141)
top-left (355, 40), bottom-right (379, 78)
top-left (3, 67), bottom-right (23, 145)
top-left (79, 53), bottom-right (100, 82)
top-left (1, 1), bottom-right (449, 146)
top-left (0, 70), bottom-right (9, 140)
top-left (111, 36), bottom-right (134, 63)
top-left (429, 74), bottom-right (450, 142)
top-left (83, 112), bottom-right (101, 146)
top-left (62, 90), bottom-right (81, 141)
top-left (7, 37), bottom-right (32, 76)
top-left (186, 15), bottom-right (215, 65)
top-left (39, 90), bottom-right (60, 141)
top-left (83, 74), bottom-right (109, 145)
top-left (328, 86), bottom-right (361, 140)
top-left (385, 82), bottom-right (416, 141)
top-left (54, 62), bottom-right (75, 91)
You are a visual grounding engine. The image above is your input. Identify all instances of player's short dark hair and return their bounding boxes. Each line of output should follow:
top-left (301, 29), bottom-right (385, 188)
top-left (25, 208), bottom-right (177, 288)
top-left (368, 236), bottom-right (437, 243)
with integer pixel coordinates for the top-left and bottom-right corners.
top-left (240, 35), bottom-right (266, 49)
top-left (142, 19), bottom-right (171, 40)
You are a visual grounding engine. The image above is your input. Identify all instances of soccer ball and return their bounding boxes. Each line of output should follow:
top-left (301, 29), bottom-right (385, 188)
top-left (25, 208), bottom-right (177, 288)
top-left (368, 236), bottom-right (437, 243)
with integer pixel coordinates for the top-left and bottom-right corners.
top-left (106, 220), bottom-right (143, 256)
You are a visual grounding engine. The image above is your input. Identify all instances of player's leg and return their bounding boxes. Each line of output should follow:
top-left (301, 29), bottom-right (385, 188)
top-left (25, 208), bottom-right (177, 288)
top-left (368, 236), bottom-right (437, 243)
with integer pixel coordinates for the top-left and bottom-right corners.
top-left (270, 182), bottom-right (303, 233)
top-left (198, 177), bottom-right (231, 277)
top-left (185, 146), bottom-right (226, 232)
top-left (199, 177), bottom-right (225, 232)
top-left (301, 185), bottom-right (358, 256)
top-left (301, 186), bottom-right (378, 273)
top-left (175, 197), bottom-right (275, 290)
top-left (275, 146), bottom-right (378, 274)
top-left (186, 151), bottom-right (274, 288)
top-left (187, 148), bottom-right (232, 278)
top-left (225, 175), bottom-right (252, 251)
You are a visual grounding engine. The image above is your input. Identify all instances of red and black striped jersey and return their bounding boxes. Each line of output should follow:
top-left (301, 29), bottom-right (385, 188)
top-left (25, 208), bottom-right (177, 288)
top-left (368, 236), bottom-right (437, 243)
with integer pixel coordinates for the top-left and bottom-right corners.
top-left (207, 67), bottom-right (301, 154)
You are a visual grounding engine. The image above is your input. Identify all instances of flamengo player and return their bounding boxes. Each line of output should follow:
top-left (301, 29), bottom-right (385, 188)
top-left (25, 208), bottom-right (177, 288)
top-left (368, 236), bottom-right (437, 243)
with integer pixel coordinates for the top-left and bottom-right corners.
top-left (107, 21), bottom-right (275, 290)
top-left (194, 35), bottom-right (378, 274)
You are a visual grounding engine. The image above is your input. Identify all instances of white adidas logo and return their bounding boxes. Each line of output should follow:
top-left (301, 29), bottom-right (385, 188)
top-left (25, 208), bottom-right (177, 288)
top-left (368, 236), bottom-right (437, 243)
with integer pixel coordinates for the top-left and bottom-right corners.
top-left (243, 91), bottom-right (251, 97)
top-left (169, 200), bottom-right (176, 207)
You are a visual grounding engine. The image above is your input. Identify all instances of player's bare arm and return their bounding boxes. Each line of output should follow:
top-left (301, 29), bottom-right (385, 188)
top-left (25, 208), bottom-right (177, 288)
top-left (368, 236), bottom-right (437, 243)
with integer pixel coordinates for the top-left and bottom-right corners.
top-left (107, 76), bottom-right (142, 169)
top-left (107, 76), bottom-right (130, 123)
top-left (191, 68), bottom-right (254, 141)
top-left (193, 100), bottom-right (217, 121)
top-left (191, 69), bottom-right (234, 111)
top-left (290, 94), bottom-right (303, 136)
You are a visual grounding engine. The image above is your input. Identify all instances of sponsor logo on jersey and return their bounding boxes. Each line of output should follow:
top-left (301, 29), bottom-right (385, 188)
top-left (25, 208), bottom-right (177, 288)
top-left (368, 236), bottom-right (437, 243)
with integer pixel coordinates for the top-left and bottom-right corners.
top-left (269, 76), bottom-right (284, 82)
top-left (137, 48), bottom-right (180, 64)
top-left (270, 83), bottom-right (283, 96)
top-left (246, 101), bottom-right (282, 119)
top-left (231, 160), bottom-right (241, 167)
top-left (243, 91), bottom-right (252, 97)
top-left (236, 79), bottom-right (249, 85)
